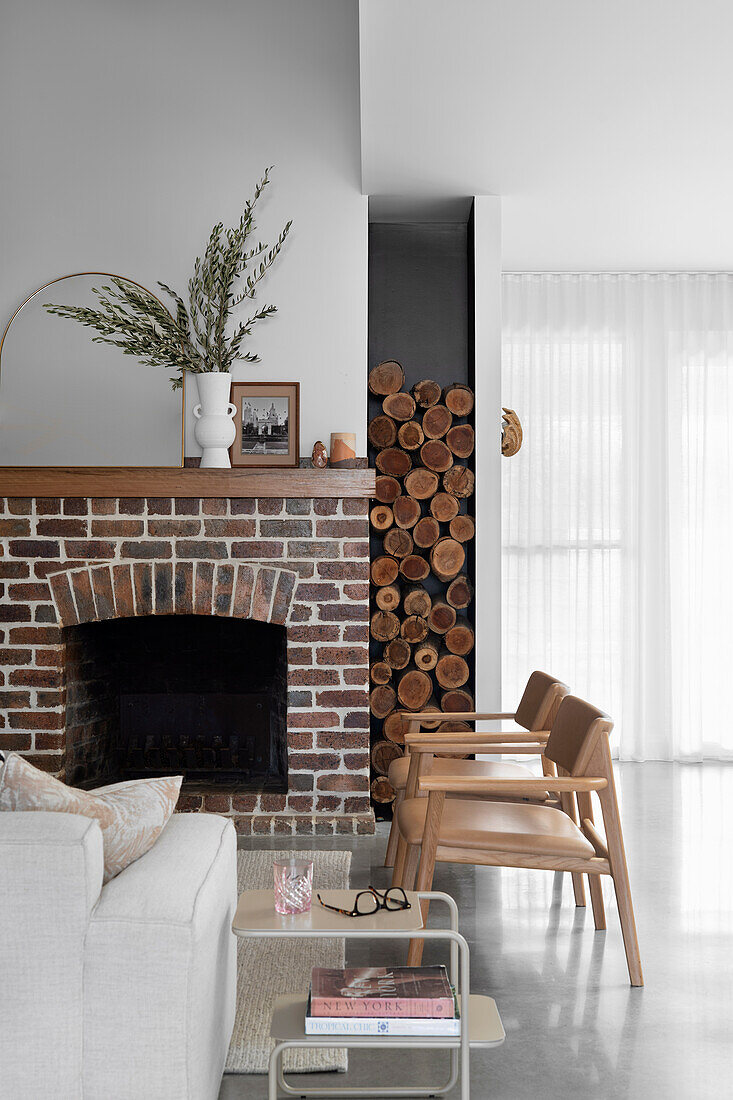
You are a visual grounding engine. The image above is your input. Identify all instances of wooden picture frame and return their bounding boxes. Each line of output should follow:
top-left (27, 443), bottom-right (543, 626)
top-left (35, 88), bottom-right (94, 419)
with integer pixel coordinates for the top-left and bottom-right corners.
top-left (229, 382), bottom-right (300, 468)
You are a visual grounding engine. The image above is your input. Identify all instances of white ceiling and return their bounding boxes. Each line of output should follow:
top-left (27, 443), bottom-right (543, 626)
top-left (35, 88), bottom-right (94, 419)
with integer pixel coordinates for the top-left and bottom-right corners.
top-left (359, 0), bottom-right (733, 268)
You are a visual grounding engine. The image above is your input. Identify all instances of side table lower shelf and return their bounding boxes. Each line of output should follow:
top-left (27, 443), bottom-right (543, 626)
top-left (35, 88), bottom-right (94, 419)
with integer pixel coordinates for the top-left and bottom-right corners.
top-left (271, 993), bottom-right (505, 1048)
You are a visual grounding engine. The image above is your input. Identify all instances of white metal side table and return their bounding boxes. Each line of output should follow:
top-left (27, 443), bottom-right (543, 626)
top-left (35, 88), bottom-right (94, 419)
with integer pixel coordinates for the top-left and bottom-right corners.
top-left (231, 889), bottom-right (505, 1100)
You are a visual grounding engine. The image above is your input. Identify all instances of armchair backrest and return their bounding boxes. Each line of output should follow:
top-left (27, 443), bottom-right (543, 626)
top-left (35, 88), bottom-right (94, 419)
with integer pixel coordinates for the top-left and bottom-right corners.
top-left (514, 671), bottom-right (569, 731)
top-left (544, 694), bottom-right (613, 776)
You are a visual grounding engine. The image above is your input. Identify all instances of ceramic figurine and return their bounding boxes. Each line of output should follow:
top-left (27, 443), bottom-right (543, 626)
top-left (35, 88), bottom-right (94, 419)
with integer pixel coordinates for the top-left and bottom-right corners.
top-left (312, 440), bottom-right (328, 468)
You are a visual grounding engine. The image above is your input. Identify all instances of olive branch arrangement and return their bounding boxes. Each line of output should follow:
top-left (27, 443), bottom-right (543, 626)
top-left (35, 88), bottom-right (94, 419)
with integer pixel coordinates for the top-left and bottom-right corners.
top-left (44, 167), bottom-right (291, 390)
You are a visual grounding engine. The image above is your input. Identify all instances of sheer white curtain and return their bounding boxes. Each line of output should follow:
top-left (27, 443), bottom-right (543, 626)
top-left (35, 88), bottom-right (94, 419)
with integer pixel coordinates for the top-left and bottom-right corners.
top-left (502, 273), bottom-right (733, 760)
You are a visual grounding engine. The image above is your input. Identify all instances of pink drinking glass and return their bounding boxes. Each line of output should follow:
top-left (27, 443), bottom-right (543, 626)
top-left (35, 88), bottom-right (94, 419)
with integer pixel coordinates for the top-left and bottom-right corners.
top-left (273, 858), bottom-right (314, 915)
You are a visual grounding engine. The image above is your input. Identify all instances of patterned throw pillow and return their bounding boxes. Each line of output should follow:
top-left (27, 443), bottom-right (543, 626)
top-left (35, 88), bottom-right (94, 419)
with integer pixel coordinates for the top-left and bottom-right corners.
top-left (0, 754), bottom-right (182, 883)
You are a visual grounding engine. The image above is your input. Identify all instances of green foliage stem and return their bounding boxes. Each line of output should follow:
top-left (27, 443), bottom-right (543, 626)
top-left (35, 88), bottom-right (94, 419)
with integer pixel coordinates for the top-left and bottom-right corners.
top-left (44, 167), bottom-right (291, 390)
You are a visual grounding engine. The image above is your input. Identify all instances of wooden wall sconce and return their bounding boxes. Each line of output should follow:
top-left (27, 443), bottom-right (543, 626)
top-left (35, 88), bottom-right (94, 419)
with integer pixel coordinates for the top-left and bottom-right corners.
top-left (501, 408), bottom-right (523, 456)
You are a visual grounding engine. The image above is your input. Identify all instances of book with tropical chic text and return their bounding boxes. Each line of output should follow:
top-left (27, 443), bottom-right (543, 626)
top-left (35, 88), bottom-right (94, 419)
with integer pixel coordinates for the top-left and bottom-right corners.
top-left (304, 995), bottom-right (461, 1035)
top-left (309, 966), bottom-right (455, 1018)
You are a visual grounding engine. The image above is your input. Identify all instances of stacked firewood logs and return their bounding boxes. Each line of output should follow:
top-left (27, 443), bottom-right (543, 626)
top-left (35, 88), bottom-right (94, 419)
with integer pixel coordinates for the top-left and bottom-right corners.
top-left (367, 361), bottom-right (475, 809)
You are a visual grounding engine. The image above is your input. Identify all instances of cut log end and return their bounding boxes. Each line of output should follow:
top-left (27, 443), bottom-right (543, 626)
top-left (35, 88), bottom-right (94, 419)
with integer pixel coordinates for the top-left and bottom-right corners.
top-left (370, 610), bottom-right (401, 643)
top-left (430, 492), bottom-right (460, 523)
top-left (370, 683), bottom-right (397, 719)
top-left (371, 776), bottom-right (396, 803)
top-left (371, 740), bottom-right (403, 776)
top-left (374, 582), bottom-right (400, 612)
top-left (411, 379), bottom-right (442, 408)
top-left (443, 465), bottom-right (474, 499)
top-left (403, 584), bottom-right (432, 618)
top-left (420, 439), bottom-right (454, 473)
top-left (368, 416), bottom-right (397, 451)
top-left (444, 618), bottom-right (475, 656)
top-left (443, 383), bottom-right (475, 417)
top-left (445, 424), bottom-right (475, 459)
top-left (435, 651), bottom-right (470, 690)
top-left (370, 660), bottom-right (393, 685)
top-left (414, 635), bottom-right (439, 670)
top-left (376, 447), bottom-right (412, 479)
top-left (382, 392), bottom-right (417, 422)
top-left (445, 574), bottom-right (474, 609)
top-left (404, 468), bottom-right (440, 500)
top-left (369, 360), bottom-right (405, 396)
top-left (383, 527), bottom-right (414, 559)
top-left (368, 414), bottom-right (397, 450)
top-left (384, 637), bottom-right (411, 670)
top-left (370, 504), bottom-right (394, 532)
top-left (399, 554), bottom-right (431, 582)
top-left (371, 555), bottom-right (399, 587)
top-left (397, 420), bottom-right (425, 451)
top-left (430, 536), bottom-right (466, 582)
top-left (448, 513), bottom-right (475, 543)
top-left (392, 495), bottom-right (421, 530)
top-left (422, 404), bottom-right (453, 440)
top-left (383, 710), bottom-right (408, 742)
top-left (428, 599), bottom-right (457, 635)
top-left (397, 668), bottom-right (433, 710)
top-left (412, 515), bottom-right (441, 548)
top-left (441, 688), bottom-right (474, 713)
top-left (375, 475), bottom-right (402, 504)
top-left (400, 614), bottom-right (429, 644)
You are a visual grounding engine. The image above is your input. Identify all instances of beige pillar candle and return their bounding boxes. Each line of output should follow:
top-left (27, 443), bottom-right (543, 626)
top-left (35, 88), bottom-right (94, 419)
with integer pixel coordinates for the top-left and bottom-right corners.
top-left (330, 432), bottom-right (357, 469)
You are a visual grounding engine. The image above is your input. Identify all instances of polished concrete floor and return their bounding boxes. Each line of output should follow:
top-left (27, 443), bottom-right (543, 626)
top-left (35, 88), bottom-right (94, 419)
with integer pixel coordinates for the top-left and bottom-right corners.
top-left (219, 763), bottom-right (733, 1099)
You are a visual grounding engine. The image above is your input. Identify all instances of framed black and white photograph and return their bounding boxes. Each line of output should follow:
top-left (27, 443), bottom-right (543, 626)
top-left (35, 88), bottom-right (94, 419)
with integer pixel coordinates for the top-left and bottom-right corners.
top-left (229, 382), bottom-right (300, 468)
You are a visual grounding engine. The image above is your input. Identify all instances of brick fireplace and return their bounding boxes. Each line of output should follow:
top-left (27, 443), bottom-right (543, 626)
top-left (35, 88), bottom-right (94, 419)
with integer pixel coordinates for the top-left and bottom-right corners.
top-left (0, 479), bottom-right (375, 835)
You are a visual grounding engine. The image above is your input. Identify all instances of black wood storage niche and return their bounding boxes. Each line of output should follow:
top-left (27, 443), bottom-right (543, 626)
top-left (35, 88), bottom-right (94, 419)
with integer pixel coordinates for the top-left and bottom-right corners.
top-left (367, 219), bottom-right (476, 817)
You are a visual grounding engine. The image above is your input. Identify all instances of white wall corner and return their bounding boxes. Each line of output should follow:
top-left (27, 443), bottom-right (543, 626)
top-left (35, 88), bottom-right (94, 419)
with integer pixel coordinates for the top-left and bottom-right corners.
top-left (472, 195), bottom-right (502, 711)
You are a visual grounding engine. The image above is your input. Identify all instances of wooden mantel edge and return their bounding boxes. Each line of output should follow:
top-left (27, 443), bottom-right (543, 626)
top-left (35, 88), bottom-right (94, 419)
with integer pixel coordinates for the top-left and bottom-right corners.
top-left (0, 466), bottom-right (376, 499)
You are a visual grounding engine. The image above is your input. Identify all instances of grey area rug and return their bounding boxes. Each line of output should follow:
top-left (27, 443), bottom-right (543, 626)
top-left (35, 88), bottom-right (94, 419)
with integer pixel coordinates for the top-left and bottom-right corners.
top-left (225, 848), bottom-right (351, 1074)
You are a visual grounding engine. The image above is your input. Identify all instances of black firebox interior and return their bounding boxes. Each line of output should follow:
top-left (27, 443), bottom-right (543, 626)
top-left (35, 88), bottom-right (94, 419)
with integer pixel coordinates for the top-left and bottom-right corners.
top-left (64, 615), bottom-right (288, 790)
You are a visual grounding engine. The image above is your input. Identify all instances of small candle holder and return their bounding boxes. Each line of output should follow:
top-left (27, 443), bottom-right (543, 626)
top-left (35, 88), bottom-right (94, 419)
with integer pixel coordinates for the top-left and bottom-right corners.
top-left (273, 857), bottom-right (314, 915)
top-left (330, 432), bottom-right (357, 469)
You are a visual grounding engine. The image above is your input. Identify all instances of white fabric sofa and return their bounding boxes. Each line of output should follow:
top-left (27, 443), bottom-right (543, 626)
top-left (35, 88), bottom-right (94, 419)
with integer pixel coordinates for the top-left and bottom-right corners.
top-left (0, 810), bottom-right (237, 1100)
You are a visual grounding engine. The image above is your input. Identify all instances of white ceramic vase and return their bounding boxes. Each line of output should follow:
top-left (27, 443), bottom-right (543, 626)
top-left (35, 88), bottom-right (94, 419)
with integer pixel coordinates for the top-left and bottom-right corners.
top-left (192, 372), bottom-right (236, 468)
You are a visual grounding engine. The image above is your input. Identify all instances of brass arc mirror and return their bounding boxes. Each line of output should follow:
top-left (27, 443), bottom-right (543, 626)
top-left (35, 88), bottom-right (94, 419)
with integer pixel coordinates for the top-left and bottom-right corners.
top-left (0, 273), bottom-right (184, 467)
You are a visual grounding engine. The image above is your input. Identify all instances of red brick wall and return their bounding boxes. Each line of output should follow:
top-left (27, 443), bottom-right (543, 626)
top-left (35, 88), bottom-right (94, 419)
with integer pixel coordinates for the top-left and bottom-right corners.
top-left (0, 494), bottom-right (374, 835)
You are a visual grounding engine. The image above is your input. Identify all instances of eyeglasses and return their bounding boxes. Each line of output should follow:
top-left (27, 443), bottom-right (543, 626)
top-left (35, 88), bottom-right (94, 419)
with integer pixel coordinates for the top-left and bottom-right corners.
top-left (316, 886), bottom-right (411, 918)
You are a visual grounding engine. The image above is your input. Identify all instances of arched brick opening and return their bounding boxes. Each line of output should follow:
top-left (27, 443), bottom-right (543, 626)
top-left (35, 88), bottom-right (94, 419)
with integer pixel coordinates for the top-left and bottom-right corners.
top-left (48, 561), bottom-right (297, 628)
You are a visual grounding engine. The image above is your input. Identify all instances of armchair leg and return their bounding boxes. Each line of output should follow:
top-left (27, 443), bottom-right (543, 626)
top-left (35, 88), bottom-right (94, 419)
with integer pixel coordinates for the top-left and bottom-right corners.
top-left (611, 867), bottom-right (643, 985)
top-left (594, 743), bottom-right (643, 986)
top-left (588, 873), bottom-right (606, 930)
top-left (406, 790), bottom-right (444, 967)
top-left (407, 850), bottom-right (436, 966)
top-left (559, 793), bottom-right (586, 906)
top-left (571, 872), bottom-right (587, 907)
top-left (403, 843), bottom-right (420, 891)
top-left (391, 834), bottom-right (409, 889)
top-left (384, 792), bottom-right (403, 867)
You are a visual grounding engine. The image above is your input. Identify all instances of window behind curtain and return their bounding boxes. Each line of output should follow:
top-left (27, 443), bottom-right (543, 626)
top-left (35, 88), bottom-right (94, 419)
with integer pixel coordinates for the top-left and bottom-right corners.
top-left (501, 273), bottom-right (733, 760)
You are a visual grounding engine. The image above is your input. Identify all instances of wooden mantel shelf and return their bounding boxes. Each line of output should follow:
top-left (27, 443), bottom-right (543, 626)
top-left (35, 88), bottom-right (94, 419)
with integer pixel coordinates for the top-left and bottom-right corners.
top-left (0, 466), bottom-right (376, 499)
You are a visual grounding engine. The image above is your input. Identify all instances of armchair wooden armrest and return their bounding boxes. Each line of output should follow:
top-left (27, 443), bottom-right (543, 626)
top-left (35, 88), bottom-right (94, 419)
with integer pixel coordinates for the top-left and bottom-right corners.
top-left (403, 711), bottom-right (516, 724)
top-left (404, 729), bottom-right (550, 747)
top-left (404, 738), bottom-right (550, 755)
top-left (418, 775), bottom-right (608, 796)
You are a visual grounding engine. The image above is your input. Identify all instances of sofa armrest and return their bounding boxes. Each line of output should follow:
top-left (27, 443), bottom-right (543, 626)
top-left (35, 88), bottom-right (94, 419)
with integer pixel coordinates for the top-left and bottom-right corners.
top-left (84, 813), bottom-right (237, 1100)
top-left (0, 811), bottom-right (104, 1097)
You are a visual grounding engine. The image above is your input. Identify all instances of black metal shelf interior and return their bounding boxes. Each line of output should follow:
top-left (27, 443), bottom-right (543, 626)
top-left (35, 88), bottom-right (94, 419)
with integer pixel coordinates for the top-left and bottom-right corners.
top-left (367, 218), bottom-right (476, 819)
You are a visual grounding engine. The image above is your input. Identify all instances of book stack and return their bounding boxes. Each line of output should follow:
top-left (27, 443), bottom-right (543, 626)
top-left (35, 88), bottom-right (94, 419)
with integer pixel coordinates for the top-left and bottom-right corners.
top-left (305, 966), bottom-right (460, 1036)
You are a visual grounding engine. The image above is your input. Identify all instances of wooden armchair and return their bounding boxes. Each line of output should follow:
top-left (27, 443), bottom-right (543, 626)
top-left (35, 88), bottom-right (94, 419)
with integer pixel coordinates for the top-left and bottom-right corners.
top-left (384, 671), bottom-right (569, 869)
top-left (391, 695), bottom-right (643, 986)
